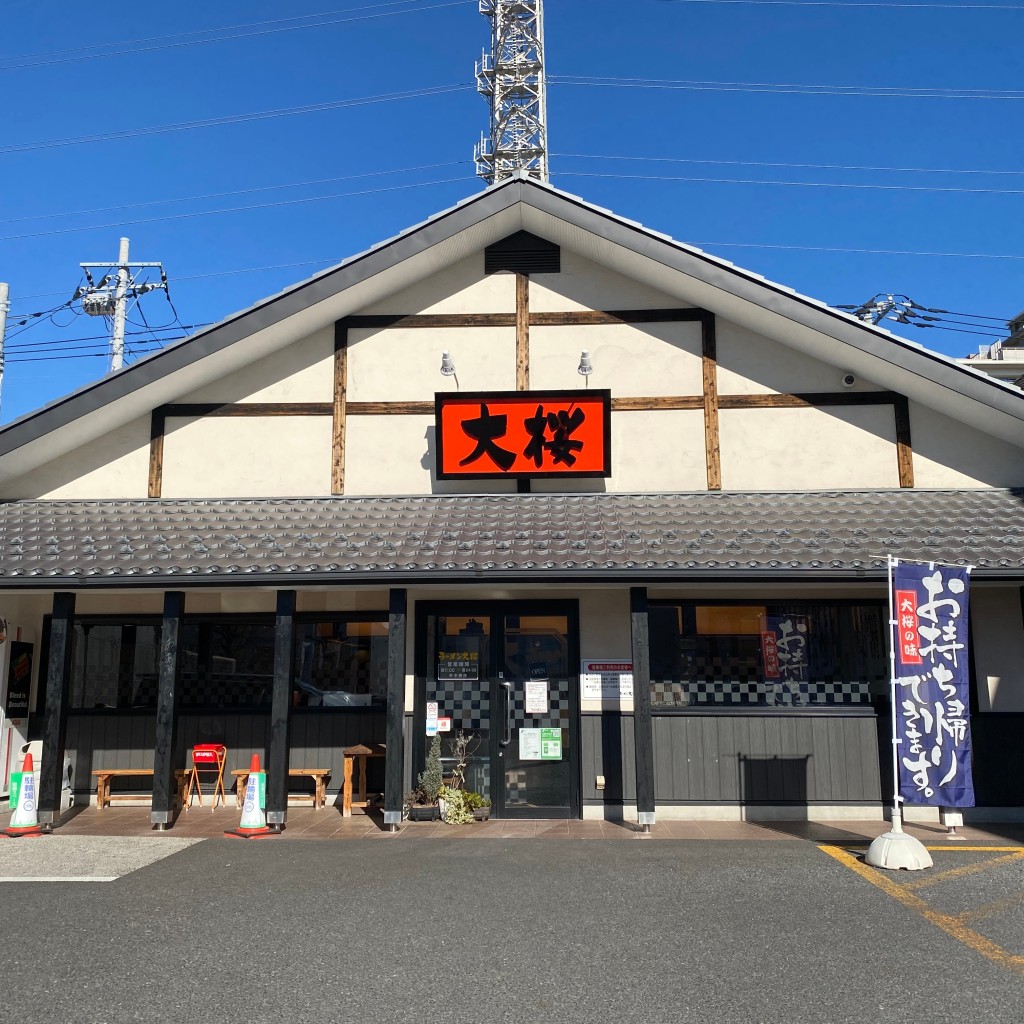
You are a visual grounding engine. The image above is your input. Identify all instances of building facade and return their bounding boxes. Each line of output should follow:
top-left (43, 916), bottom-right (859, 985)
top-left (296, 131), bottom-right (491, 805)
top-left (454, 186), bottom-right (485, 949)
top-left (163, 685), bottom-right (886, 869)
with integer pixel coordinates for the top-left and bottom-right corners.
top-left (1, 176), bottom-right (1022, 828)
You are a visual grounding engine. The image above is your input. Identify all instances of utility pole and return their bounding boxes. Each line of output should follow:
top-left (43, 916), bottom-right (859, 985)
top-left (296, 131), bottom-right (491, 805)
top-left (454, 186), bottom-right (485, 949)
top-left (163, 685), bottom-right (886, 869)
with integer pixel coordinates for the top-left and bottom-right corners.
top-left (0, 282), bottom-right (9, 412)
top-left (475, 0), bottom-right (549, 184)
top-left (79, 237), bottom-right (167, 373)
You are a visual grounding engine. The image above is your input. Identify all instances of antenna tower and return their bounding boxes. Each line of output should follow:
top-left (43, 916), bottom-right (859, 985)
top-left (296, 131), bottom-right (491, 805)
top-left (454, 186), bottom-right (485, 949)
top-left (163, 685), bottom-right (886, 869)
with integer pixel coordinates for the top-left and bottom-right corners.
top-left (474, 0), bottom-right (549, 185)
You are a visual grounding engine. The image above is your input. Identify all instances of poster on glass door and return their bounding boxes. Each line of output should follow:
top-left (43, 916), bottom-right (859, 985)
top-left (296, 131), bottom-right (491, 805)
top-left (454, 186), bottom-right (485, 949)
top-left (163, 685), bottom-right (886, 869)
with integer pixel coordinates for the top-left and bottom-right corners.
top-left (519, 728), bottom-right (562, 761)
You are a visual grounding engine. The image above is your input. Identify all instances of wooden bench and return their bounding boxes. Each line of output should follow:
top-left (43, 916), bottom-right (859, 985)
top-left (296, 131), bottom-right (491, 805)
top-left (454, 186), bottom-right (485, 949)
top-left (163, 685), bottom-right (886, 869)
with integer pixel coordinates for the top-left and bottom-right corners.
top-left (342, 743), bottom-right (385, 817)
top-left (230, 767), bottom-right (331, 810)
top-left (92, 769), bottom-right (188, 810)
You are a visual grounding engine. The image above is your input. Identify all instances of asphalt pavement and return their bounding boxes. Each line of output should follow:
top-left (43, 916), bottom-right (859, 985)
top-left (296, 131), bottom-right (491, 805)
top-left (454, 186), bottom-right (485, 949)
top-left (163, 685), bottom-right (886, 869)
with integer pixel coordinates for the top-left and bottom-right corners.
top-left (0, 836), bottom-right (1021, 1023)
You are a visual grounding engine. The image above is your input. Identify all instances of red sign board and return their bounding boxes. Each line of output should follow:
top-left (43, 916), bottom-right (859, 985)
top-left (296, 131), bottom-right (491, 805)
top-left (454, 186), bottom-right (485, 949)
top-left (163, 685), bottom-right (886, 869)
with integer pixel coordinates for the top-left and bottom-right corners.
top-left (435, 390), bottom-right (611, 479)
top-left (895, 589), bottom-right (922, 665)
top-left (760, 632), bottom-right (780, 679)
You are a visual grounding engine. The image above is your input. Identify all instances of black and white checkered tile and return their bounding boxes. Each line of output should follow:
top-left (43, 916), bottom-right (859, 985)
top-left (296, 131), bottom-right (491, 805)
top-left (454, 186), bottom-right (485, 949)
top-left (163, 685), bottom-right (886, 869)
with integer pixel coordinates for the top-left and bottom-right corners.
top-left (651, 678), bottom-right (870, 707)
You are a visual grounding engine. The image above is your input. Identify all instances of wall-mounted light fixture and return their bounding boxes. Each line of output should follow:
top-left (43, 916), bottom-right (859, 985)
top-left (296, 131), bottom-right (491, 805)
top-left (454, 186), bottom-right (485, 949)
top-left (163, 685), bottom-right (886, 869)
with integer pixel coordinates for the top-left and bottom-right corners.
top-left (577, 349), bottom-right (593, 386)
top-left (440, 350), bottom-right (458, 389)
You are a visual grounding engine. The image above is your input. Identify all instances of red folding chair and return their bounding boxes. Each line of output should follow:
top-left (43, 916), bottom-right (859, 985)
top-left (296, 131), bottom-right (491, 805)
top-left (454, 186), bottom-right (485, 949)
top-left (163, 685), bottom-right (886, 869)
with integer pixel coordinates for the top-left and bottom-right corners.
top-left (183, 744), bottom-right (228, 810)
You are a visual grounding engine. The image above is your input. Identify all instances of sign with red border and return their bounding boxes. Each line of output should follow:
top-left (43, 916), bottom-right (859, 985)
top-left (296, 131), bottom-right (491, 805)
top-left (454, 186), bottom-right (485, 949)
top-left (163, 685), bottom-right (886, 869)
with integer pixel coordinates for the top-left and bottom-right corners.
top-left (435, 390), bottom-right (611, 480)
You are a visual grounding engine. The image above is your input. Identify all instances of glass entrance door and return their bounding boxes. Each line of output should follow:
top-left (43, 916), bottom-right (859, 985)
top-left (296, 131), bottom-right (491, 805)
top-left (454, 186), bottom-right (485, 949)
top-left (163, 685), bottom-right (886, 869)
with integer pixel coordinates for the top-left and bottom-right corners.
top-left (417, 602), bottom-right (579, 819)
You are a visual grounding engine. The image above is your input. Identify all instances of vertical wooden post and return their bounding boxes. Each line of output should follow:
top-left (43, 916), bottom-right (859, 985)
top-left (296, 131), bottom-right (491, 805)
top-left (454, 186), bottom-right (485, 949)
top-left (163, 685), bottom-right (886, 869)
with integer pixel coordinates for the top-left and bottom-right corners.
top-left (38, 592), bottom-right (75, 826)
top-left (893, 394), bottom-right (915, 488)
top-left (630, 586), bottom-right (656, 831)
top-left (332, 319), bottom-right (349, 494)
top-left (148, 408), bottom-right (165, 498)
top-left (516, 272), bottom-right (530, 391)
top-left (151, 591), bottom-right (185, 829)
top-left (701, 313), bottom-right (722, 490)
top-left (267, 590), bottom-right (296, 828)
top-left (383, 588), bottom-right (408, 831)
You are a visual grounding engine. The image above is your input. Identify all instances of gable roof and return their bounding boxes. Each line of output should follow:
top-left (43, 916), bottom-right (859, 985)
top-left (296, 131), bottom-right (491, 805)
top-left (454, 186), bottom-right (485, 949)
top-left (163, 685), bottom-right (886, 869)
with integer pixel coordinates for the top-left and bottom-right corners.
top-left (0, 174), bottom-right (1021, 484)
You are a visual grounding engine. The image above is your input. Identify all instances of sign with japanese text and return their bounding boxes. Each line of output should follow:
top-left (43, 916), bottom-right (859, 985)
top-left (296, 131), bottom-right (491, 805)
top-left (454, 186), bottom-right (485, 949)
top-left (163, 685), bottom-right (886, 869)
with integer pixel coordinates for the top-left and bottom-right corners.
top-left (435, 390), bottom-right (611, 479)
top-left (519, 727), bottom-right (563, 761)
top-left (892, 562), bottom-right (974, 807)
top-left (437, 639), bottom-right (480, 681)
top-left (763, 614), bottom-right (810, 706)
top-left (580, 660), bottom-right (633, 701)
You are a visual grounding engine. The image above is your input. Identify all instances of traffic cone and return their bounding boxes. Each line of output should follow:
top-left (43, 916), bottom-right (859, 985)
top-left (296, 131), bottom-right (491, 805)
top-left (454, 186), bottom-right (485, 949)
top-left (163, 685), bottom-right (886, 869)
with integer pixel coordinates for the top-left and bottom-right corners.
top-left (2, 752), bottom-right (45, 838)
top-left (225, 754), bottom-right (275, 839)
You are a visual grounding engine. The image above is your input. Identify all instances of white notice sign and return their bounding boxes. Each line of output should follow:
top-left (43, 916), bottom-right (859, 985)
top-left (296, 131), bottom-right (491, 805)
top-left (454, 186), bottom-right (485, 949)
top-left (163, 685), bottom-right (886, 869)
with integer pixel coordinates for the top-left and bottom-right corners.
top-left (524, 679), bottom-right (548, 715)
top-left (519, 728), bottom-right (542, 761)
top-left (580, 660), bottom-right (633, 701)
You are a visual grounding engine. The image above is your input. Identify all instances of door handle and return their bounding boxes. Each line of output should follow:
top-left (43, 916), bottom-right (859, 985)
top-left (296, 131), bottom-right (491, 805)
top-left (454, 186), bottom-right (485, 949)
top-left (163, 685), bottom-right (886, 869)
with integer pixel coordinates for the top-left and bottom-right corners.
top-left (499, 680), bottom-right (512, 747)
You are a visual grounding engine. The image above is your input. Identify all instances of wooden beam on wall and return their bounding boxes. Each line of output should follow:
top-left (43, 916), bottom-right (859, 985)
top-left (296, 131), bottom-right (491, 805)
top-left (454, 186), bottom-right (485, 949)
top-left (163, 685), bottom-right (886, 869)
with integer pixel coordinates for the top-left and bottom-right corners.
top-left (148, 408), bottom-right (165, 499)
top-left (701, 314), bottom-right (722, 491)
top-left (332, 320), bottom-right (349, 495)
top-left (893, 394), bottom-right (915, 488)
top-left (516, 273), bottom-right (530, 391)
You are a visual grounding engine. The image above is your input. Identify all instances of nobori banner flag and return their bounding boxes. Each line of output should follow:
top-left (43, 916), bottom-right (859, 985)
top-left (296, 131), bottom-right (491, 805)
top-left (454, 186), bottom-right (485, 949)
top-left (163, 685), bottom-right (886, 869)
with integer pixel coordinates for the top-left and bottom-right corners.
top-left (892, 561), bottom-right (974, 807)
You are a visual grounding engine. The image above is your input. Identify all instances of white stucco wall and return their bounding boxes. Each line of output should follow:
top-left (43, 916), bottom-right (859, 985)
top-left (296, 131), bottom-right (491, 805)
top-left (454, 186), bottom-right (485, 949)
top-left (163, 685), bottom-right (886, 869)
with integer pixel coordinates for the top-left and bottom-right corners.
top-left (719, 405), bottom-right (901, 490)
top-left (347, 327), bottom-right (516, 402)
top-left (608, 410), bottom-right (707, 492)
top-left (357, 255), bottom-right (516, 315)
top-left (160, 416), bottom-right (333, 497)
top-left (180, 327), bottom-right (334, 404)
top-left (530, 250), bottom-right (686, 312)
top-left (716, 321), bottom-right (884, 396)
top-left (909, 403), bottom-right (1024, 488)
top-left (530, 322), bottom-right (703, 396)
top-left (971, 587), bottom-right (1024, 712)
top-left (0, 416), bottom-right (152, 500)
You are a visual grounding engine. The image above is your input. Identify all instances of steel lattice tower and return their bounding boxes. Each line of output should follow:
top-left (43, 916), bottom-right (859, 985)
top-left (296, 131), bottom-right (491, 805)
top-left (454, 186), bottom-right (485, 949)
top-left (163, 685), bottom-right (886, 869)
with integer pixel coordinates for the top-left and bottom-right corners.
top-left (474, 0), bottom-right (549, 184)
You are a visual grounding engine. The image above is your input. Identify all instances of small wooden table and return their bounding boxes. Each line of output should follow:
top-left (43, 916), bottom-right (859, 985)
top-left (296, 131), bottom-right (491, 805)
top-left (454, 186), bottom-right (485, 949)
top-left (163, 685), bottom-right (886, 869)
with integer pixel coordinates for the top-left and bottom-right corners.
top-left (342, 743), bottom-right (385, 817)
top-left (92, 769), bottom-right (187, 809)
top-left (230, 767), bottom-right (331, 810)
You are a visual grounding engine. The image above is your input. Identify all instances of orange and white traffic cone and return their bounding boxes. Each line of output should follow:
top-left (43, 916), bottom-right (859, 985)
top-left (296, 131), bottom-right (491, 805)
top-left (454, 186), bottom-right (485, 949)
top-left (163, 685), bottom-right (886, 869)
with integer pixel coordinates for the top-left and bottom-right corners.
top-left (225, 754), bottom-right (276, 839)
top-left (2, 752), bottom-right (45, 838)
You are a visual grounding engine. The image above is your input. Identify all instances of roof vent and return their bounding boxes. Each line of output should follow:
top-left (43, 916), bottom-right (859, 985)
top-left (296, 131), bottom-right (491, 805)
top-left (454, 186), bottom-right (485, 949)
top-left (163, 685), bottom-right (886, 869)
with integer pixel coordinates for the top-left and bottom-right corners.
top-left (484, 231), bottom-right (560, 275)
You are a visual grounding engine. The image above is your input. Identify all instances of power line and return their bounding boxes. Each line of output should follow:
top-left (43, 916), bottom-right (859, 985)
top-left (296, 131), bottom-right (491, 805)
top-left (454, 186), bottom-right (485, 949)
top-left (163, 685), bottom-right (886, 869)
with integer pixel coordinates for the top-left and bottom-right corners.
top-left (4, 325), bottom-right (211, 352)
top-left (550, 74), bottom-right (1024, 100)
top-left (555, 170), bottom-right (1024, 194)
top-left (647, 0), bottom-right (1024, 9)
top-left (0, 176), bottom-right (474, 243)
top-left (553, 152), bottom-right (1024, 177)
top-left (0, 161), bottom-right (469, 227)
top-left (0, 85), bottom-right (473, 157)
top-left (0, 2), bottom-right (474, 73)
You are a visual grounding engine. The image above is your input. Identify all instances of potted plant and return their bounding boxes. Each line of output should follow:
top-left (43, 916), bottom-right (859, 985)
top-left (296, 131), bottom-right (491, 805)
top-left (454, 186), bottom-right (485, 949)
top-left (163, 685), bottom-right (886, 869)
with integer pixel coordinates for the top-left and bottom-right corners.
top-left (463, 789), bottom-right (491, 821)
top-left (405, 734), bottom-right (443, 821)
top-left (438, 784), bottom-right (474, 824)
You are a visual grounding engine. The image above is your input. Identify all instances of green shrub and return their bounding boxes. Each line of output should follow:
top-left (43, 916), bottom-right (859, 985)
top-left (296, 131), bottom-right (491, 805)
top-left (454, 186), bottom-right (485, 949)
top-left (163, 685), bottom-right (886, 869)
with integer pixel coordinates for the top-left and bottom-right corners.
top-left (417, 734), bottom-right (443, 803)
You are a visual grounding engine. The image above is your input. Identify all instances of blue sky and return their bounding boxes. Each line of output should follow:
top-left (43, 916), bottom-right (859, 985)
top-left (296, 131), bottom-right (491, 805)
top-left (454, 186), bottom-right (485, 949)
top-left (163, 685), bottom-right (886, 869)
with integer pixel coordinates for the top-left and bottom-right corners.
top-left (1, 0), bottom-right (1021, 423)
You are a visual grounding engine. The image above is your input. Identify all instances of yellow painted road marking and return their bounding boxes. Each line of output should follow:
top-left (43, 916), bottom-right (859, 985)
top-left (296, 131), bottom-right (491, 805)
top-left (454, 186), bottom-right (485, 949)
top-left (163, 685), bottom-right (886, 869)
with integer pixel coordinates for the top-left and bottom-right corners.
top-left (820, 845), bottom-right (1024, 977)
top-left (925, 846), bottom-right (1024, 852)
top-left (902, 851), bottom-right (1024, 891)
top-left (958, 889), bottom-right (1024, 926)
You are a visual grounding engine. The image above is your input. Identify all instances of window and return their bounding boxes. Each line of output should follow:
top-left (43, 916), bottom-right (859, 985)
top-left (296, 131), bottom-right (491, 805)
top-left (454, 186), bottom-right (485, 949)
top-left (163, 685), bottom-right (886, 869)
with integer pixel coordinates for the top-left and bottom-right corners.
top-left (66, 614), bottom-right (389, 711)
top-left (293, 619), bottom-right (389, 707)
top-left (649, 601), bottom-right (887, 708)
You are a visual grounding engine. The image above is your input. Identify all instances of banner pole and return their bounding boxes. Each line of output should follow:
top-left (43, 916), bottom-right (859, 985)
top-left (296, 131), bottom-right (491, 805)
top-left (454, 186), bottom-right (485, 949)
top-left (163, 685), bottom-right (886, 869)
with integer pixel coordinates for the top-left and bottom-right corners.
top-left (887, 555), bottom-right (903, 834)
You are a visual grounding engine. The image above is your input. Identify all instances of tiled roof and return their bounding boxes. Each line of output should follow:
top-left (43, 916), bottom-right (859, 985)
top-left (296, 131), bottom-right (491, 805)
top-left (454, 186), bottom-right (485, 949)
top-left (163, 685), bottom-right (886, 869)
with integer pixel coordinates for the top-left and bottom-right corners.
top-left (0, 490), bottom-right (1021, 587)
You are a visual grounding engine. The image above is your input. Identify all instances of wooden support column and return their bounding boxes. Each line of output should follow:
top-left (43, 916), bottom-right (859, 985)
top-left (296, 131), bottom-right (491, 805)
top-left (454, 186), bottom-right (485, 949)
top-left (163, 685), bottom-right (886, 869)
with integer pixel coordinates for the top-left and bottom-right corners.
top-left (332, 319), bottom-right (349, 494)
top-left (38, 592), bottom-right (75, 826)
top-left (267, 590), bottom-right (296, 828)
top-left (151, 591), bottom-right (185, 829)
top-left (701, 314), bottom-right (722, 490)
top-left (383, 588), bottom-right (408, 831)
top-left (516, 273), bottom-right (530, 391)
top-left (630, 586), bottom-right (656, 831)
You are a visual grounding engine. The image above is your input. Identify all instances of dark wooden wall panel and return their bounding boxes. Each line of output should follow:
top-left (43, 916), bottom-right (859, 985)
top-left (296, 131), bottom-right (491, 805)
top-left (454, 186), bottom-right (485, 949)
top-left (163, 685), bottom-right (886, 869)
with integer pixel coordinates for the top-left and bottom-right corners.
top-left (583, 712), bottom-right (883, 806)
